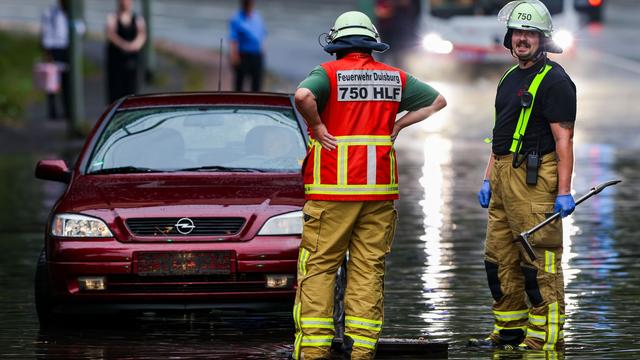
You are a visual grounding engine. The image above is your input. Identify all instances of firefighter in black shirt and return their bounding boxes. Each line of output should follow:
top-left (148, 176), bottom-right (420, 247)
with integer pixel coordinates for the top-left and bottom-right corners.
top-left (472, 0), bottom-right (576, 351)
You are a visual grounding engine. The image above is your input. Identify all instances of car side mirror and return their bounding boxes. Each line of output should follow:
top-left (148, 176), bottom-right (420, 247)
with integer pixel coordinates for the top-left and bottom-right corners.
top-left (35, 160), bottom-right (71, 184)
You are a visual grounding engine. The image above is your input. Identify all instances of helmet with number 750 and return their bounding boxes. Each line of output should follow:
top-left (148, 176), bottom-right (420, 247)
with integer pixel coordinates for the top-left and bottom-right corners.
top-left (498, 0), bottom-right (563, 54)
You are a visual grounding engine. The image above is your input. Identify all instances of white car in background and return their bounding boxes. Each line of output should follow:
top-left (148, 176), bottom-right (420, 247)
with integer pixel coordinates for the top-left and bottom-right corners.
top-left (420, 0), bottom-right (579, 63)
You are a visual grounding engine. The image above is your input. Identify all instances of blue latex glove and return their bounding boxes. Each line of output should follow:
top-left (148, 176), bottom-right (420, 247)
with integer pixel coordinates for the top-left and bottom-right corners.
top-left (554, 194), bottom-right (576, 218)
top-left (477, 179), bottom-right (491, 208)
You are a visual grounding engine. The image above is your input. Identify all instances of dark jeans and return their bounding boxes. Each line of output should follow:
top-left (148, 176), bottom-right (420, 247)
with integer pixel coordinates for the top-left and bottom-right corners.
top-left (234, 52), bottom-right (264, 92)
top-left (47, 48), bottom-right (70, 120)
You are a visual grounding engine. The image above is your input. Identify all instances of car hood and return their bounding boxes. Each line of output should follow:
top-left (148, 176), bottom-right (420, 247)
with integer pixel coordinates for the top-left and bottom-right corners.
top-left (66, 172), bottom-right (305, 212)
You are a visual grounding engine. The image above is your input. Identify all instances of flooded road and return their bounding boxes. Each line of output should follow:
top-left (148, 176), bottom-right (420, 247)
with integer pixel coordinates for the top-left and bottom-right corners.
top-left (2, 0), bottom-right (640, 359)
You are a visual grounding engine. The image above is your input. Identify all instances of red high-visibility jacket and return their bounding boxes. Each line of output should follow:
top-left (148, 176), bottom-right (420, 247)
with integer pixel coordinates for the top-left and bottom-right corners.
top-left (302, 53), bottom-right (407, 201)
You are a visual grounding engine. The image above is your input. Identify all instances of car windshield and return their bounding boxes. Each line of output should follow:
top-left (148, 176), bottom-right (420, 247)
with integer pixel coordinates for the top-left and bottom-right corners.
top-left (429, 0), bottom-right (563, 18)
top-left (87, 106), bottom-right (307, 174)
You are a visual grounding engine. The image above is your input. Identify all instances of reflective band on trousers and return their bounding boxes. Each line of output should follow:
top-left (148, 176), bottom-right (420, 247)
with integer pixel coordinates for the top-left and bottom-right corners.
top-left (527, 327), bottom-right (546, 340)
top-left (529, 313), bottom-right (546, 326)
top-left (545, 250), bottom-right (556, 274)
top-left (544, 302), bottom-right (561, 350)
top-left (345, 315), bottom-right (382, 332)
top-left (529, 313), bottom-right (564, 326)
top-left (301, 317), bottom-right (335, 330)
top-left (493, 324), bottom-right (527, 334)
top-left (301, 335), bottom-right (334, 347)
top-left (493, 309), bottom-right (529, 322)
top-left (293, 303), bottom-right (302, 359)
top-left (346, 333), bottom-right (377, 350)
top-left (509, 64), bottom-right (553, 153)
top-left (298, 248), bottom-right (310, 276)
top-left (527, 328), bottom-right (565, 341)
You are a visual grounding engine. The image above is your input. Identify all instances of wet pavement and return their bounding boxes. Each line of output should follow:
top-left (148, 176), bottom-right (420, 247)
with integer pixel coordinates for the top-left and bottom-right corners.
top-left (1, 0), bottom-right (640, 359)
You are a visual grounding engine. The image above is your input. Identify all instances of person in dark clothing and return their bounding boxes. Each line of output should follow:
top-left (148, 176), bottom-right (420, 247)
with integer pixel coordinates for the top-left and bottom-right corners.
top-left (229, 0), bottom-right (267, 92)
top-left (375, 0), bottom-right (421, 68)
top-left (106, 0), bottom-right (147, 103)
top-left (472, 0), bottom-right (576, 351)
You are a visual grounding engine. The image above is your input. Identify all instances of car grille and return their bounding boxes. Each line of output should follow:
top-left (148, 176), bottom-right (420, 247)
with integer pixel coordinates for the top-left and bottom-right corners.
top-left (106, 274), bottom-right (274, 293)
top-left (125, 217), bottom-right (245, 236)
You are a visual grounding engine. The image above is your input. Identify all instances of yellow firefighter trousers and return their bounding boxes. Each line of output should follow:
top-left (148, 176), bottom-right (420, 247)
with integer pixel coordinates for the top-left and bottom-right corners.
top-left (292, 200), bottom-right (397, 360)
top-left (485, 153), bottom-right (565, 351)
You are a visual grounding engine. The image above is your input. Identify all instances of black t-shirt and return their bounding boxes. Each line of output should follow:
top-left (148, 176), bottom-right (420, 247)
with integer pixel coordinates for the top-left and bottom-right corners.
top-left (492, 59), bottom-right (576, 156)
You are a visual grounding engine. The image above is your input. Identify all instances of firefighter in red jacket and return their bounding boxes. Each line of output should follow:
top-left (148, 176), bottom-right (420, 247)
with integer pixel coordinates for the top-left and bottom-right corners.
top-left (292, 11), bottom-right (446, 360)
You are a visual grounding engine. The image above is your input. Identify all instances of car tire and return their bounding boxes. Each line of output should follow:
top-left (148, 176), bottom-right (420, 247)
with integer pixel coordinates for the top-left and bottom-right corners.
top-left (34, 248), bottom-right (57, 327)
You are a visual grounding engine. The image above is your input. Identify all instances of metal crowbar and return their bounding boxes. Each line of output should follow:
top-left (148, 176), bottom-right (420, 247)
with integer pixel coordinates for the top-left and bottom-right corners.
top-left (514, 179), bottom-right (622, 261)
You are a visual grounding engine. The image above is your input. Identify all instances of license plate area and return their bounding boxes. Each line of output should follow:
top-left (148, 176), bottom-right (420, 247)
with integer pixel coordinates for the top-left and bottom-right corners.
top-left (135, 251), bottom-right (234, 276)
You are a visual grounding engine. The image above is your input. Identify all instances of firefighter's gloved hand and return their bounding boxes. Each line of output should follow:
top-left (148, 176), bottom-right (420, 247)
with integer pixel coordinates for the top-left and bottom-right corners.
top-left (554, 194), bottom-right (575, 218)
top-left (477, 179), bottom-right (491, 208)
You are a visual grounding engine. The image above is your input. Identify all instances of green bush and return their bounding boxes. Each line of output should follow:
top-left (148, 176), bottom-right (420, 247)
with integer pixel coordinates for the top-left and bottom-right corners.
top-left (0, 31), bottom-right (41, 125)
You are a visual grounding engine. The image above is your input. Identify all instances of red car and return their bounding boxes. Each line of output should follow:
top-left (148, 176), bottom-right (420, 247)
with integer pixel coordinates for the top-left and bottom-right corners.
top-left (34, 92), bottom-right (308, 325)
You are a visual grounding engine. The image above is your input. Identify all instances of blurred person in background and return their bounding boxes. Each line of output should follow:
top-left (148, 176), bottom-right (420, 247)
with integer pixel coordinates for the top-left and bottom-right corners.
top-left (106, 0), bottom-right (146, 103)
top-left (375, 0), bottom-right (421, 68)
top-left (40, 0), bottom-right (71, 120)
top-left (229, 0), bottom-right (266, 92)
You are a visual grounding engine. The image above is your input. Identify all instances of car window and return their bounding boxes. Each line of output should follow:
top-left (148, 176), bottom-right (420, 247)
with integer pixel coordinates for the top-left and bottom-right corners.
top-left (87, 106), bottom-right (307, 173)
top-left (429, 0), bottom-right (563, 18)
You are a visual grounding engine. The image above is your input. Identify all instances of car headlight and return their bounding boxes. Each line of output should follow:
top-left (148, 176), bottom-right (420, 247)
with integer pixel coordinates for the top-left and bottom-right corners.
top-left (258, 211), bottom-right (302, 235)
top-left (51, 213), bottom-right (113, 237)
top-left (422, 33), bottom-right (453, 54)
top-left (553, 29), bottom-right (574, 51)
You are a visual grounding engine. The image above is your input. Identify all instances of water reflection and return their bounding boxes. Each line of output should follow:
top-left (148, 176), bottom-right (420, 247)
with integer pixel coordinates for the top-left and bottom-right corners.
top-left (564, 143), bottom-right (622, 351)
top-left (33, 314), bottom-right (293, 359)
top-left (419, 135), bottom-right (453, 338)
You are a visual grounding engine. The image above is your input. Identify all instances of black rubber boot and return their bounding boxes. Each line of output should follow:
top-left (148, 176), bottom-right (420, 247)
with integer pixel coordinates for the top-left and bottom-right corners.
top-left (468, 337), bottom-right (499, 348)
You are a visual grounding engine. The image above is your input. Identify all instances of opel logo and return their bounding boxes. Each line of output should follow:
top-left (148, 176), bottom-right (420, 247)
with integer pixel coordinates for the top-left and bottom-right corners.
top-left (175, 218), bottom-right (195, 235)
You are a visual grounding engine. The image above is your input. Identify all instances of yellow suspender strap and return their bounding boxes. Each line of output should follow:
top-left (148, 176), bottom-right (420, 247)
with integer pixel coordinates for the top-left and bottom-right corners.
top-left (485, 65), bottom-right (519, 144)
top-left (509, 64), bottom-right (553, 153)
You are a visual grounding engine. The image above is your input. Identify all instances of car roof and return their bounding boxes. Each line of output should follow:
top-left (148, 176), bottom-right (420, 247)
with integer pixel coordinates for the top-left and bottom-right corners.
top-left (118, 92), bottom-right (294, 110)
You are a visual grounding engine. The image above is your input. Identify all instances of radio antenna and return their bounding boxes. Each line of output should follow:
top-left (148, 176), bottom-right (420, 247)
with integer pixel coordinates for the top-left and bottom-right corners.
top-left (218, 38), bottom-right (223, 91)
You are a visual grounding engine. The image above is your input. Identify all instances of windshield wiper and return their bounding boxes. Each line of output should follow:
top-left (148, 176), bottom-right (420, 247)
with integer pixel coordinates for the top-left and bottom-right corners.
top-left (88, 166), bottom-right (164, 175)
top-left (175, 165), bottom-right (266, 173)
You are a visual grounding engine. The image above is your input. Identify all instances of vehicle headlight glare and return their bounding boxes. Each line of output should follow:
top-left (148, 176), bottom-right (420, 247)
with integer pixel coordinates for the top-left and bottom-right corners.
top-left (258, 211), bottom-right (302, 235)
top-left (553, 30), bottom-right (574, 50)
top-left (422, 33), bottom-right (453, 54)
top-left (51, 214), bottom-right (113, 237)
